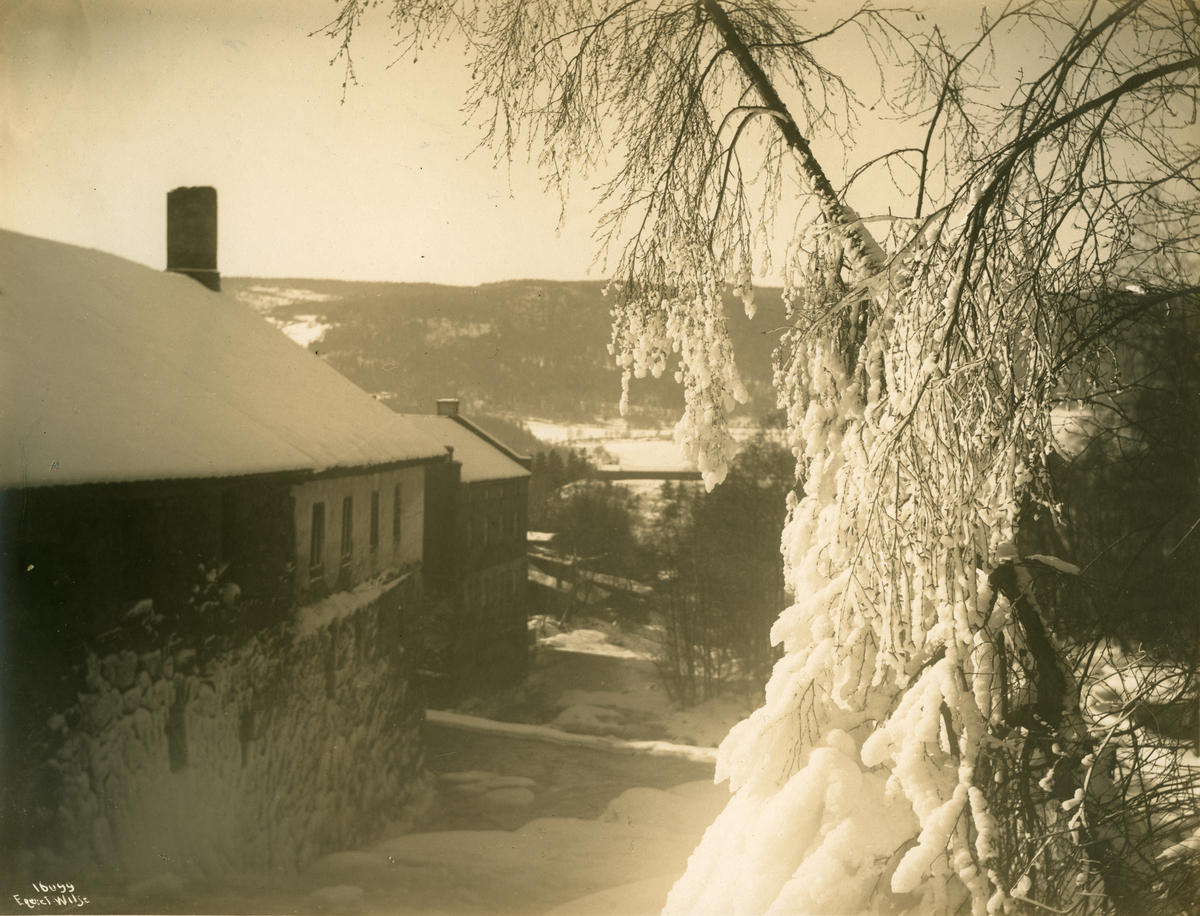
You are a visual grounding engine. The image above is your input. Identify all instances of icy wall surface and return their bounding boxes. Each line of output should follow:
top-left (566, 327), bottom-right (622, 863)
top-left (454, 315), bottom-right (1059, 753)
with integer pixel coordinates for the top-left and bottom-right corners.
top-left (25, 574), bottom-right (424, 884)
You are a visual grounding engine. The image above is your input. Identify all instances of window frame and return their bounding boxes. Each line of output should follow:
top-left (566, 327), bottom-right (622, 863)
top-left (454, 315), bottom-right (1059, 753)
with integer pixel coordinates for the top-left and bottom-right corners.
top-left (340, 496), bottom-right (354, 566)
top-left (370, 490), bottom-right (380, 552)
top-left (392, 482), bottom-right (402, 543)
top-left (309, 502), bottom-right (326, 581)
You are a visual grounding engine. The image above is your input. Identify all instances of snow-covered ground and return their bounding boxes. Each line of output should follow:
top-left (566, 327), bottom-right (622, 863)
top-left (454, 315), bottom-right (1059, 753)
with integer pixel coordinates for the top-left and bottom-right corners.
top-left (517, 616), bottom-right (756, 749)
top-left (301, 778), bottom-right (728, 915)
top-left (232, 285), bottom-right (336, 347)
top-left (94, 618), bottom-right (747, 915)
top-left (602, 438), bottom-right (698, 469)
top-left (365, 621), bottom-right (750, 913)
top-left (426, 710), bottom-right (719, 763)
top-left (96, 770), bottom-right (728, 915)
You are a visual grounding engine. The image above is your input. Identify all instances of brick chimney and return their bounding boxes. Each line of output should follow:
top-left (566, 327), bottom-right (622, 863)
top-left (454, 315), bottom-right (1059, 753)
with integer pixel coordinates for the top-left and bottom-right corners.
top-left (167, 186), bottom-right (220, 291)
top-left (436, 398), bottom-right (460, 418)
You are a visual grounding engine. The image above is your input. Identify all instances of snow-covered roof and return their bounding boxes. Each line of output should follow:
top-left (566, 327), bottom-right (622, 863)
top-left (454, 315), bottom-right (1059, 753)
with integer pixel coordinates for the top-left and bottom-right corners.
top-left (401, 415), bottom-right (530, 483)
top-left (0, 230), bottom-right (447, 489)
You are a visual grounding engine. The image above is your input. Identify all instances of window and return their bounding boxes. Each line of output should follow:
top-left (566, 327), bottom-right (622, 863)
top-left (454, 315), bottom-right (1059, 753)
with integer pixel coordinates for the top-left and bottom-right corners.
top-left (392, 483), bottom-right (401, 542)
top-left (340, 496), bottom-right (354, 564)
top-left (309, 502), bottom-right (325, 580)
top-left (370, 490), bottom-right (380, 552)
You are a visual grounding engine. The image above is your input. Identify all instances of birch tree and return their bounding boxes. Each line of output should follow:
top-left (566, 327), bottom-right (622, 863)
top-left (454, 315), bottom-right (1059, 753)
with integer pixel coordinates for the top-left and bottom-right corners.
top-left (325, 1), bottom-right (1200, 912)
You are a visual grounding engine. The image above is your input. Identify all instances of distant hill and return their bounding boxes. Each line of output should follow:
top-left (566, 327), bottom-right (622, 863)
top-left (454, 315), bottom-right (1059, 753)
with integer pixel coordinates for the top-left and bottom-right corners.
top-left (222, 277), bottom-right (783, 426)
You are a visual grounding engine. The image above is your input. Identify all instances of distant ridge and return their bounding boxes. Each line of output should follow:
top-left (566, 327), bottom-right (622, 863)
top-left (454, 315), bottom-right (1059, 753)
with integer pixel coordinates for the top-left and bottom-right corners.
top-left (223, 277), bottom-right (782, 427)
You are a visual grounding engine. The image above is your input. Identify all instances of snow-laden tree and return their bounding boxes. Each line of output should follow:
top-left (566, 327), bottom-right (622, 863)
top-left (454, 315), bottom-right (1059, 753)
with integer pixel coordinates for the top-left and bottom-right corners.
top-left (325, 1), bottom-right (1200, 911)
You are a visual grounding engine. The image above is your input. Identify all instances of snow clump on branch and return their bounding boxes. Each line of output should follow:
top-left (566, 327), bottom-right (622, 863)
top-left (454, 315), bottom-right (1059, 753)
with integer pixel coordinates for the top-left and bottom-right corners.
top-left (664, 214), bottom-right (1061, 915)
top-left (608, 242), bottom-right (749, 490)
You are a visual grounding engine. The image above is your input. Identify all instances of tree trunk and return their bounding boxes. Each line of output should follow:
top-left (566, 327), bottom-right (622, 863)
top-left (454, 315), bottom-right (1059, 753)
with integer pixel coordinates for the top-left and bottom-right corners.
top-left (701, 0), bottom-right (885, 276)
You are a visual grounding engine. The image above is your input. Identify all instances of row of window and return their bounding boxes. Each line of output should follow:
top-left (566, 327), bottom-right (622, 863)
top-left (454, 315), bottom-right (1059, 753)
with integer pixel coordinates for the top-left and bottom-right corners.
top-left (463, 510), bottom-right (522, 549)
top-left (309, 484), bottom-right (401, 581)
top-left (466, 485), bottom-right (509, 503)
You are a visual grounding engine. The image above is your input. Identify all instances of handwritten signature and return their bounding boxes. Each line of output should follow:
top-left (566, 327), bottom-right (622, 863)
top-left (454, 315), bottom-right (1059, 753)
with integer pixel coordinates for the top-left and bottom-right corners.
top-left (13, 883), bottom-right (88, 909)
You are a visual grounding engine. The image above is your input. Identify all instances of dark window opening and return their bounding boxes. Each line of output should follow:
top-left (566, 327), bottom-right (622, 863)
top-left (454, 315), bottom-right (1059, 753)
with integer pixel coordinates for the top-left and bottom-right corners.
top-left (340, 496), bottom-right (354, 583)
top-left (370, 490), bottom-right (380, 552)
top-left (310, 502), bottom-right (325, 581)
top-left (392, 483), bottom-right (402, 542)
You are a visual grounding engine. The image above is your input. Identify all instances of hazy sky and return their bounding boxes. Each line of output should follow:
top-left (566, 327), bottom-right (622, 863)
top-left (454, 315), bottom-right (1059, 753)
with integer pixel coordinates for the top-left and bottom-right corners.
top-left (2, 0), bottom-right (997, 285)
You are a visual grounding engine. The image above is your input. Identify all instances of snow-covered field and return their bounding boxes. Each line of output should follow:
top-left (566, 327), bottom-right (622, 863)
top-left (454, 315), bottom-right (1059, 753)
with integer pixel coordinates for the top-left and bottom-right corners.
top-left (232, 285), bottom-right (337, 347)
top-left (524, 419), bottom-right (779, 470)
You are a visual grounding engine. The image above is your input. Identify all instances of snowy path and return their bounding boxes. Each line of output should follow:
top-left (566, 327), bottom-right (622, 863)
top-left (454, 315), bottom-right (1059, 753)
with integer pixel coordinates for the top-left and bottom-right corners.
top-left (425, 710), bottom-right (718, 763)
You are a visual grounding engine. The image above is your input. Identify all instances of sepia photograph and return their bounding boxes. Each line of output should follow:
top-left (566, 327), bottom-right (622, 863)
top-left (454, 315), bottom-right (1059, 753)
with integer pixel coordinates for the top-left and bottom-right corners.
top-left (1, 1), bottom-right (1198, 914)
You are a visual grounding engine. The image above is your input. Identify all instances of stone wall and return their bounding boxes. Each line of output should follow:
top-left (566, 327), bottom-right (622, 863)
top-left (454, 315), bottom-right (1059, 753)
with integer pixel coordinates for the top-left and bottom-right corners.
top-left (18, 572), bottom-right (424, 885)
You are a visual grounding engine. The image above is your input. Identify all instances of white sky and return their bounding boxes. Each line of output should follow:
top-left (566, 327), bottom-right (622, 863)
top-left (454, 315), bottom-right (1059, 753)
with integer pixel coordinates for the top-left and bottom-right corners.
top-left (2, 0), bottom-right (1005, 285)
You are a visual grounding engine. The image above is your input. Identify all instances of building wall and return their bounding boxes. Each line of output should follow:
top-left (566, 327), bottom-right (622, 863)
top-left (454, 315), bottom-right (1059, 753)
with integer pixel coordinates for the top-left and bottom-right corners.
top-left (290, 465), bottom-right (424, 597)
top-left (418, 475), bottom-right (529, 699)
top-left (5, 484), bottom-right (221, 641)
top-left (457, 555), bottom-right (528, 683)
top-left (420, 459), bottom-right (461, 585)
top-left (13, 573), bottom-right (424, 884)
top-left (2, 465), bottom-right (434, 886)
top-left (459, 479), bottom-right (529, 675)
top-left (458, 477), bottom-right (528, 574)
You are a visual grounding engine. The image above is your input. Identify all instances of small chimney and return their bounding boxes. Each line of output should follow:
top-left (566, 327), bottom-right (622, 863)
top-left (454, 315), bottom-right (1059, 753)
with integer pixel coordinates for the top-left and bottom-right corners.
top-left (436, 398), bottom-right (460, 418)
top-left (167, 186), bottom-right (220, 291)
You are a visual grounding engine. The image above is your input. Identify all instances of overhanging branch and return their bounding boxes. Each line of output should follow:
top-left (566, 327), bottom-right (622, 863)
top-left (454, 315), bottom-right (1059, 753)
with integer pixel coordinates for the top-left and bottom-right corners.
top-left (700, 0), bottom-right (885, 273)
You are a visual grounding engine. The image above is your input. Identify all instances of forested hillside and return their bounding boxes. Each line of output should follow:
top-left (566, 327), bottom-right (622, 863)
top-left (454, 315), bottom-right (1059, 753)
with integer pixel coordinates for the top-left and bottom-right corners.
top-left (222, 277), bottom-right (779, 425)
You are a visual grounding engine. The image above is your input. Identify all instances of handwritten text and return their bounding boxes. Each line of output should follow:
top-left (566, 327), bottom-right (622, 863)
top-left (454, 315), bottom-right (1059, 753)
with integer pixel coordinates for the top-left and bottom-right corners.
top-left (13, 883), bottom-right (88, 908)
